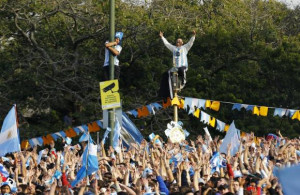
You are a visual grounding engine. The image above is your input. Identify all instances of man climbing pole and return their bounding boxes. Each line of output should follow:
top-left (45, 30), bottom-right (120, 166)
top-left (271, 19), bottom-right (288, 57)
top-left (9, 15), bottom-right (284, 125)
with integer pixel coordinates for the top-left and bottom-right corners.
top-left (158, 30), bottom-right (196, 99)
top-left (103, 32), bottom-right (123, 80)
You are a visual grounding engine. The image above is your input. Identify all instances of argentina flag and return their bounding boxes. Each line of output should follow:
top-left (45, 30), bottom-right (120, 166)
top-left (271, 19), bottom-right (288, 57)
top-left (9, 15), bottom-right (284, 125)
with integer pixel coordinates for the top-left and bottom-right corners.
top-left (71, 137), bottom-right (98, 187)
top-left (0, 105), bottom-right (21, 157)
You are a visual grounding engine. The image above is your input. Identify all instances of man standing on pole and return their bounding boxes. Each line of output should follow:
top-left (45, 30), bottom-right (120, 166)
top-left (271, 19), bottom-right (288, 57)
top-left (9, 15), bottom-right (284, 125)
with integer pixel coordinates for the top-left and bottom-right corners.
top-left (159, 30), bottom-right (196, 89)
top-left (103, 32), bottom-right (123, 80)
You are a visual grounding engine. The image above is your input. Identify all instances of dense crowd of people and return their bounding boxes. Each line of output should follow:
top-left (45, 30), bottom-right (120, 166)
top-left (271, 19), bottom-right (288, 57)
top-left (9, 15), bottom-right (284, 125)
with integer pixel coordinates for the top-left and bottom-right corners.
top-left (0, 130), bottom-right (296, 195)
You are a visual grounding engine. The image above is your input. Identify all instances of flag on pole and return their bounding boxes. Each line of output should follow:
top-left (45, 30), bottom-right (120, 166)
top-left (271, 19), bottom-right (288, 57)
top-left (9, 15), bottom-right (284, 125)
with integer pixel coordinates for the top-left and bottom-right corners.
top-left (71, 138), bottom-right (98, 187)
top-left (219, 121), bottom-right (240, 156)
top-left (113, 119), bottom-right (121, 153)
top-left (0, 105), bottom-right (21, 157)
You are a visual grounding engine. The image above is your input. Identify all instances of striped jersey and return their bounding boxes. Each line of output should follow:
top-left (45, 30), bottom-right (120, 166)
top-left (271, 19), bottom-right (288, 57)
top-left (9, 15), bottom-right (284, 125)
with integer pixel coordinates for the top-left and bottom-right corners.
top-left (161, 35), bottom-right (195, 69)
top-left (103, 41), bottom-right (122, 67)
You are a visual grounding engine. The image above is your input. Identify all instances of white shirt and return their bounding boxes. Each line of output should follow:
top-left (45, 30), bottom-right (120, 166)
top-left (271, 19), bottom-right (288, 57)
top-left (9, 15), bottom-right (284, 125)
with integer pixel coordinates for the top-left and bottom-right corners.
top-left (161, 35), bottom-right (195, 69)
top-left (103, 41), bottom-right (122, 67)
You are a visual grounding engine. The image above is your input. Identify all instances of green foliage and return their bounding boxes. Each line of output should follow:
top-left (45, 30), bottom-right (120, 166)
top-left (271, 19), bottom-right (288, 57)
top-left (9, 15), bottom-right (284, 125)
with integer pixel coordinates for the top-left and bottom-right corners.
top-left (0, 0), bottom-right (299, 140)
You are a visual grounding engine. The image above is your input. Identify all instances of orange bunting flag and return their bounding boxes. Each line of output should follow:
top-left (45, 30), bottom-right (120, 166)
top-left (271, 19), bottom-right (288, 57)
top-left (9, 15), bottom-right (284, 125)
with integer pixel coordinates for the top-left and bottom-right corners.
top-left (162, 98), bottom-right (171, 109)
top-left (209, 117), bottom-right (216, 127)
top-left (88, 121), bottom-right (101, 132)
top-left (253, 106), bottom-right (260, 116)
top-left (21, 140), bottom-right (30, 149)
top-left (137, 106), bottom-right (150, 118)
top-left (178, 99), bottom-right (184, 109)
top-left (292, 111), bottom-right (300, 121)
top-left (193, 109), bottom-right (200, 118)
top-left (205, 100), bottom-right (211, 108)
top-left (210, 101), bottom-right (220, 111)
top-left (259, 106), bottom-right (268, 117)
top-left (171, 97), bottom-right (180, 106)
top-left (42, 136), bottom-right (50, 145)
top-left (65, 128), bottom-right (77, 138)
top-left (224, 124), bottom-right (230, 132)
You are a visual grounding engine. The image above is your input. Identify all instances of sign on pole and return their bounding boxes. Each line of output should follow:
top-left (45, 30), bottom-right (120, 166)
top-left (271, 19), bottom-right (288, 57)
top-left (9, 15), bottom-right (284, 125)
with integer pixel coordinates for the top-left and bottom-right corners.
top-left (100, 80), bottom-right (121, 110)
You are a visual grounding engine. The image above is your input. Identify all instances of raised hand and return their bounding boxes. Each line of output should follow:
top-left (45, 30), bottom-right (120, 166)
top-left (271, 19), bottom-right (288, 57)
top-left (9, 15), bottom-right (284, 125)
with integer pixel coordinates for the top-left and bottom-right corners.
top-left (159, 31), bottom-right (163, 37)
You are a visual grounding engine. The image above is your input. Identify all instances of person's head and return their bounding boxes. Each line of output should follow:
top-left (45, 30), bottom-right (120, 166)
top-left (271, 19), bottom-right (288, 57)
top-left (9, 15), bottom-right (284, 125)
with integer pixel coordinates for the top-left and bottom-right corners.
top-left (218, 184), bottom-right (229, 194)
top-left (176, 38), bottom-right (183, 47)
top-left (26, 184), bottom-right (36, 194)
top-left (233, 180), bottom-right (240, 192)
top-left (217, 177), bottom-right (228, 187)
top-left (49, 140), bottom-right (55, 149)
top-left (115, 32), bottom-right (123, 45)
top-left (1, 184), bottom-right (11, 194)
top-left (212, 171), bottom-right (220, 178)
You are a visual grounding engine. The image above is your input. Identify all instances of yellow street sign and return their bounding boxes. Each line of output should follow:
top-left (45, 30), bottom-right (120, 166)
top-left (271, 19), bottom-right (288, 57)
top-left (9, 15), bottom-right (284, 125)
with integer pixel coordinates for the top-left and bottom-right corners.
top-left (99, 80), bottom-right (121, 110)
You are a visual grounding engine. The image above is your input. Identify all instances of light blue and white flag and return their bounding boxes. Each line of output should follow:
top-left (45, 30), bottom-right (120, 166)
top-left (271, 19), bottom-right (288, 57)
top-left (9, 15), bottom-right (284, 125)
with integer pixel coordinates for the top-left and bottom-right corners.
top-left (277, 164), bottom-right (300, 195)
top-left (0, 163), bottom-right (9, 178)
top-left (37, 149), bottom-right (45, 164)
top-left (219, 121), bottom-right (240, 156)
top-left (210, 152), bottom-right (226, 173)
top-left (120, 113), bottom-right (144, 149)
top-left (28, 137), bottom-right (43, 147)
top-left (71, 140), bottom-right (98, 187)
top-left (0, 105), bottom-right (21, 156)
top-left (101, 127), bottom-right (111, 144)
top-left (79, 132), bottom-right (89, 143)
top-left (113, 119), bottom-right (121, 153)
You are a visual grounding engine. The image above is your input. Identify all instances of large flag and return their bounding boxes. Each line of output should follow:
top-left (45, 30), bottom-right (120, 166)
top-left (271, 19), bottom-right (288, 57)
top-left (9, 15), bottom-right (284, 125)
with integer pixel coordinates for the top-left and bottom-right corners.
top-left (276, 164), bottom-right (300, 195)
top-left (0, 105), bottom-right (21, 157)
top-left (71, 138), bottom-right (98, 187)
top-left (219, 121), bottom-right (240, 156)
top-left (120, 113), bottom-right (144, 149)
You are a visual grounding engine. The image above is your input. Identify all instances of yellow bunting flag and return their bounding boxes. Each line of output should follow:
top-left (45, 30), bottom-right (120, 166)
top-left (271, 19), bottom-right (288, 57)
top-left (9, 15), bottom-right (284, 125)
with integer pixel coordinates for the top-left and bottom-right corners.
top-left (292, 111), bottom-right (300, 121)
top-left (171, 96), bottom-right (180, 106)
top-left (259, 106), bottom-right (268, 116)
top-left (193, 109), bottom-right (200, 118)
top-left (253, 106), bottom-right (260, 116)
top-left (210, 101), bottom-right (220, 111)
top-left (205, 100), bottom-right (211, 108)
top-left (224, 124), bottom-right (230, 132)
top-left (209, 117), bottom-right (216, 127)
top-left (178, 99), bottom-right (184, 109)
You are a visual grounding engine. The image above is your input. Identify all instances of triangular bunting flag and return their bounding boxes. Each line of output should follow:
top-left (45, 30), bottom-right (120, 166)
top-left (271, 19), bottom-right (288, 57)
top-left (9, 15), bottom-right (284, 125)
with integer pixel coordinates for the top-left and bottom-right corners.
top-left (171, 96), bottom-right (180, 105)
top-left (259, 106), bottom-right (268, 116)
top-left (253, 106), bottom-right (260, 116)
top-left (210, 101), bottom-right (220, 111)
top-left (193, 109), bottom-right (200, 118)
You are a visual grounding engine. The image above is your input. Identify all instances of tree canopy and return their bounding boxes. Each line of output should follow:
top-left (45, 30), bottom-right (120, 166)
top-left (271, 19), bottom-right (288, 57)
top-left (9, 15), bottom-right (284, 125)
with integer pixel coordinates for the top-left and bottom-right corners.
top-left (0, 0), bottom-right (300, 140)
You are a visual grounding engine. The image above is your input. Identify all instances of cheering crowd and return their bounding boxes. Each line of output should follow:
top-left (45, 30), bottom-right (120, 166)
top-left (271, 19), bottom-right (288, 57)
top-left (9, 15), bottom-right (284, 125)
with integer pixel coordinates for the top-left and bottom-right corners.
top-left (0, 130), bottom-right (295, 195)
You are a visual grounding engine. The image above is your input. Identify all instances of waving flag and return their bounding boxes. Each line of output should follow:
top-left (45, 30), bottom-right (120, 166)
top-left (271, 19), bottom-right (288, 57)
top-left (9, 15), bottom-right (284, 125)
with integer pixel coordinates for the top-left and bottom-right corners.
top-left (219, 121), bottom-right (240, 156)
top-left (71, 138), bottom-right (98, 187)
top-left (0, 105), bottom-right (21, 156)
top-left (113, 119), bottom-right (121, 153)
top-left (277, 164), bottom-right (300, 195)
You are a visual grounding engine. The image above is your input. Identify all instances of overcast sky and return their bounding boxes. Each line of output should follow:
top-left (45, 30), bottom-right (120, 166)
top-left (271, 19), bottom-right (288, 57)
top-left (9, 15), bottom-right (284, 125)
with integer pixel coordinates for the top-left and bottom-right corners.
top-left (278, 0), bottom-right (300, 8)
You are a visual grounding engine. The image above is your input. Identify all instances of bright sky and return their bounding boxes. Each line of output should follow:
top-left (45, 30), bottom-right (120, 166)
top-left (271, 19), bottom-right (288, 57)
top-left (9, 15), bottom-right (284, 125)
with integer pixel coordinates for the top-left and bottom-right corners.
top-left (277, 0), bottom-right (300, 8)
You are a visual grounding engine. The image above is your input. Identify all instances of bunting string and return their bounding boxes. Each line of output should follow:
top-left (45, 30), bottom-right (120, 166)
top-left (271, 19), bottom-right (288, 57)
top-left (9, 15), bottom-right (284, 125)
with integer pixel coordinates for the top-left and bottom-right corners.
top-left (22, 96), bottom-right (296, 149)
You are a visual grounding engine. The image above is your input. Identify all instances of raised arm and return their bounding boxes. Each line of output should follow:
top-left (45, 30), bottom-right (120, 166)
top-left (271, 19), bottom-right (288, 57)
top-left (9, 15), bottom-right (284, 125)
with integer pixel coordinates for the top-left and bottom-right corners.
top-left (160, 31), bottom-right (176, 52)
top-left (183, 30), bottom-right (196, 51)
